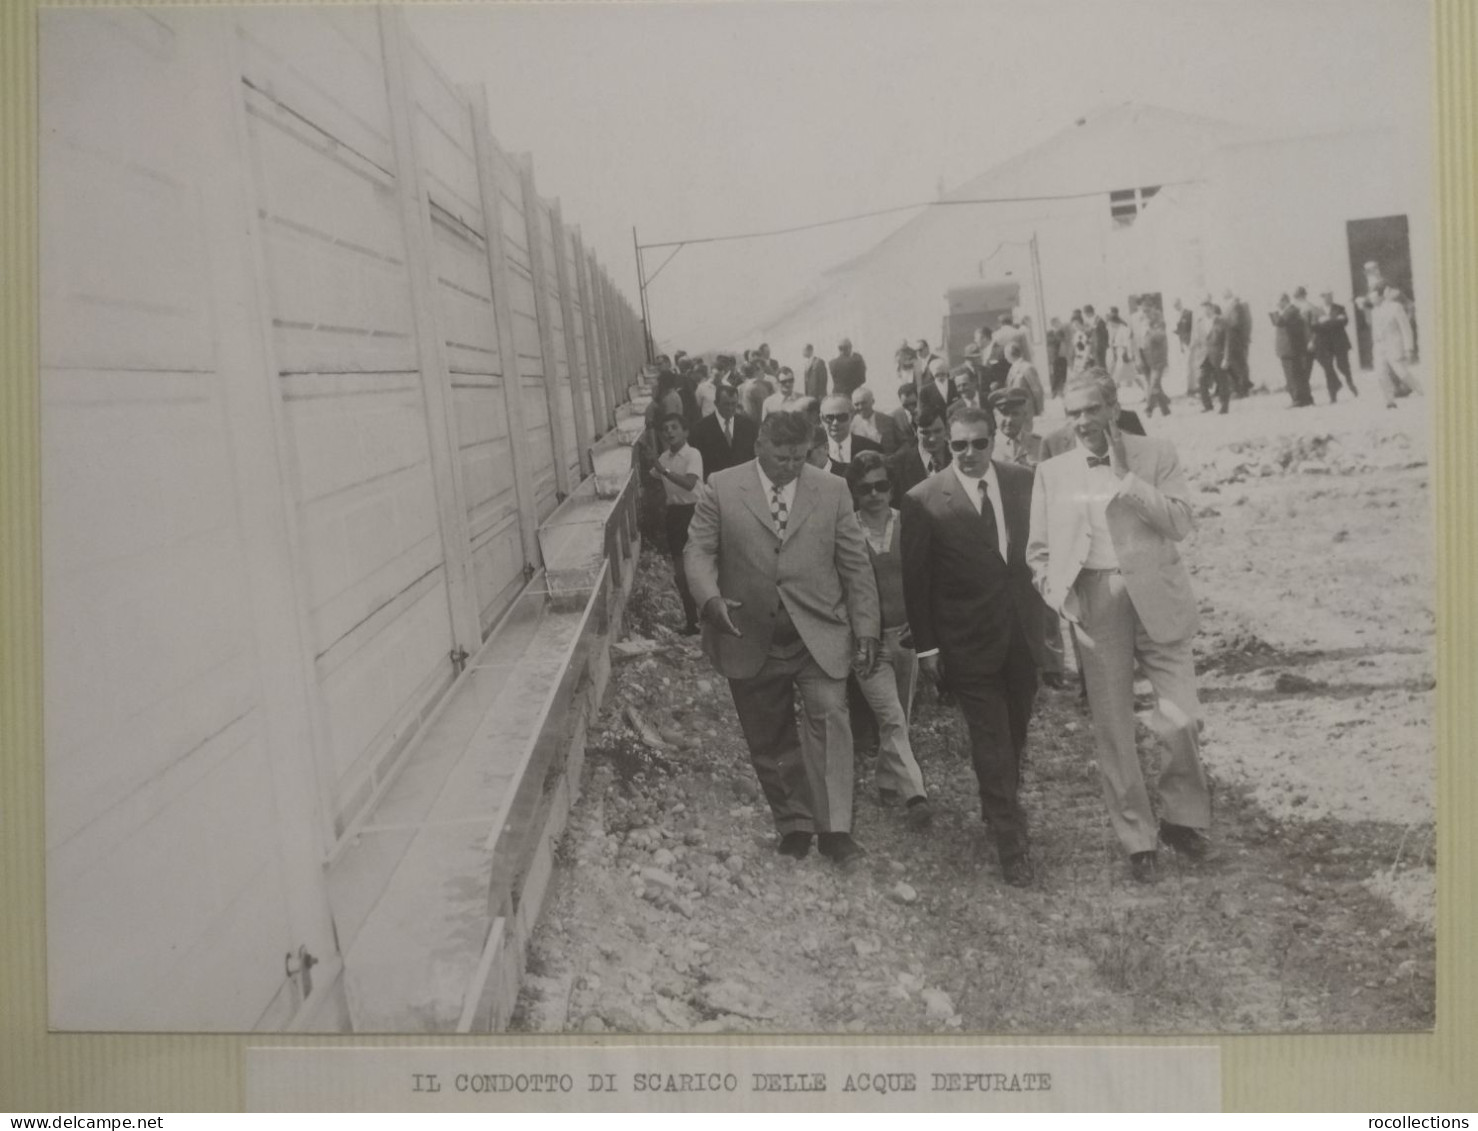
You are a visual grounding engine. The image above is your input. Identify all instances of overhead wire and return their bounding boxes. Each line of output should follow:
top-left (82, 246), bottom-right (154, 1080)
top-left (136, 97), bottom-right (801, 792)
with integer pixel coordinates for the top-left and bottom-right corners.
top-left (636, 178), bottom-right (1202, 253)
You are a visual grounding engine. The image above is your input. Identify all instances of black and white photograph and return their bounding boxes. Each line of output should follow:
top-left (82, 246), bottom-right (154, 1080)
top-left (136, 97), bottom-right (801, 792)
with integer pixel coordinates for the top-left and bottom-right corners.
top-left (41, 0), bottom-right (1435, 1036)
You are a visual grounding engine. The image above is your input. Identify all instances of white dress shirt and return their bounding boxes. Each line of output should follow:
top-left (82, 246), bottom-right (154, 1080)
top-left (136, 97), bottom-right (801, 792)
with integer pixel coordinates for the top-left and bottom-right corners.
top-left (851, 413), bottom-right (882, 443)
top-left (1079, 449), bottom-right (1122, 568)
top-left (918, 440), bottom-right (946, 475)
top-left (951, 460), bottom-right (1008, 562)
top-left (828, 434), bottom-right (855, 464)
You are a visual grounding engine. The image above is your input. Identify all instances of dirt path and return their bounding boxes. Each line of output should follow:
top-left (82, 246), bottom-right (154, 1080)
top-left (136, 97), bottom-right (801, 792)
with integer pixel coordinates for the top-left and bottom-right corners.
top-left (514, 390), bottom-right (1435, 1035)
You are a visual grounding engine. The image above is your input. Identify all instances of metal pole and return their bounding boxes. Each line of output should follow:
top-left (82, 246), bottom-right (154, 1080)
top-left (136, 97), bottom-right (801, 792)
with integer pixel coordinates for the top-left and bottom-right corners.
top-left (1030, 230), bottom-right (1049, 354)
top-left (633, 226), bottom-right (654, 363)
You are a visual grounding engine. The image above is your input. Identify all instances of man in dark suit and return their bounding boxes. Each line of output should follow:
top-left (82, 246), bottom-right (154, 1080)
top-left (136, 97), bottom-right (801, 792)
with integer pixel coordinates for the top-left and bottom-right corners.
top-left (1271, 293), bottom-right (1313, 407)
top-left (800, 343), bottom-right (830, 401)
top-left (1222, 290), bottom-right (1253, 398)
top-left (1199, 300), bottom-right (1231, 415)
top-left (891, 382), bottom-right (919, 448)
top-left (1311, 289), bottom-right (1356, 400)
top-left (901, 405), bottom-right (1049, 887)
top-left (918, 357), bottom-right (958, 416)
top-left (850, 387), bottom-right (903, 455)
top-left (691, 382), bottom-right (757, 480)
top-left (1039, 369), bottom-right (1144, 460)
top-left (887, 402), bottom-right (951, 506)
top-left (820, 394), bottom-right (882, 477)
top-left (685, 411), bottom-right (880, 866)
top-left (1083, 305), bottom-right (1110, 369)
top-left (829, 337), bottom-right (868, 398)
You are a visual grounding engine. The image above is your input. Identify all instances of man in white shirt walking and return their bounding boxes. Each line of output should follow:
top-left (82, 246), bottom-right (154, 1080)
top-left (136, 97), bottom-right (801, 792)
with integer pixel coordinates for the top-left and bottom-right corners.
top-left (1027, 373), bottom-right (1212, 884)
top-left (762, 367), bottom-right (804, 418)
top-left (651, 414), bottom-right (705, 635)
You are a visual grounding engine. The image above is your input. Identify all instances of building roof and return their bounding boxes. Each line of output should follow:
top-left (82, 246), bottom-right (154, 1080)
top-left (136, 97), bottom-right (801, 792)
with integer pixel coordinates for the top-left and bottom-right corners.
top-left (753, 102), bottom-right (1251, 332)
top-left (828, 102), bottom-right (1249, 278)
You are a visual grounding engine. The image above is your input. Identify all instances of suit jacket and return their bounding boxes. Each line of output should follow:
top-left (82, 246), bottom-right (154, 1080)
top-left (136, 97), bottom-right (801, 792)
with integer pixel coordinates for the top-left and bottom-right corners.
top-left (1271, 306), bottom-right (1308, 359)
top-left (890, 405), bottom-right (917, 448)
top-left (887, 444), bottom-right (950, 507)
top-left (1228, 299), bottom-right (1253, 350)
top-left (829, 352), bottom-right (868, 397)
top-left (1039, 409), bottom-right (1144, 460)
top-left (801, 355), bottom-right (829, 400)
top-left (1311, 303), bottom-right (1352, 354)
top-left (692, 412), bottom-right (757, 480)
top-left (1027, 434), bottom-right (1198, 645)
top-left (999, 430), bottom-right (1044, 469)
top-left (1203, 315), bottom-right (1229, 368)
top-left (857, 411), bottom-right (898, 455)
top-left (827, 434), bottom-right (883, 478)
top-left (1091, 318), bottom-right (1110, 367)
top-left (684, 462), bottom-right (880, 680)
top-left (1006, 360), bottom-right (1046, 415)
top-left (917, 377), bottom-right (958, 416)
top-left (900, 462), bottom-right (1050, 678)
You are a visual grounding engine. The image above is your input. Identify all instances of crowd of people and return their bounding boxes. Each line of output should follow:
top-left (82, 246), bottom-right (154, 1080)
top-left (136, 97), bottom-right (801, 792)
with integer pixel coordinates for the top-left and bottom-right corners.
top-left (638, 334), bottom-right (1212, 888)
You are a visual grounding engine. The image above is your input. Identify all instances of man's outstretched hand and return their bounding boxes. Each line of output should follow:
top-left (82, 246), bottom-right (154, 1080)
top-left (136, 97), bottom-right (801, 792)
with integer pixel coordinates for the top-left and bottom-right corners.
top-left (703, 596), bottom-right (744, 637)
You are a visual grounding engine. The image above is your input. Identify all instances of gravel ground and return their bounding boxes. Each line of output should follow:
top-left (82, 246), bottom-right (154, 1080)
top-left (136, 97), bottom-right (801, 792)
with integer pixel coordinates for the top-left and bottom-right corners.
top-left (513, 386), bottom-right (1435, 1036)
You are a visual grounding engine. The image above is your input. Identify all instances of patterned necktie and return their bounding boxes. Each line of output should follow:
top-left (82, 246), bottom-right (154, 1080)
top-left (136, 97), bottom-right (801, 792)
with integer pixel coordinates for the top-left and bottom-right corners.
top-left (1087, 454), bottom-right (1110, 468)
top-left (977, 479), bottom-right (1000, 553)
top-left (770, 483), bottom-right (789, 538)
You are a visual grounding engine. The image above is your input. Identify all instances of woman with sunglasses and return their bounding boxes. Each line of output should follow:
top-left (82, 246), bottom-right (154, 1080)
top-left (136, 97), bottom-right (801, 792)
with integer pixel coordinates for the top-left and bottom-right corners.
top-left (845, 451), bottom-right (932, 829)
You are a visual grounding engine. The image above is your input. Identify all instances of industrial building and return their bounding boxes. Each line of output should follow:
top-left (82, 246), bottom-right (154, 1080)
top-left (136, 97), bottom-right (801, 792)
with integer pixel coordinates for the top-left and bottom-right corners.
top-left (750, 103), bottom-right (1430, 398)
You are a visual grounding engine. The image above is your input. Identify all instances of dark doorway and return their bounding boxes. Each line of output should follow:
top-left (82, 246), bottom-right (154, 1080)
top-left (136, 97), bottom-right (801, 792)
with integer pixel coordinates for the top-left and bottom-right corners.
top-left (1347, 215), bottom-right (1414, 369)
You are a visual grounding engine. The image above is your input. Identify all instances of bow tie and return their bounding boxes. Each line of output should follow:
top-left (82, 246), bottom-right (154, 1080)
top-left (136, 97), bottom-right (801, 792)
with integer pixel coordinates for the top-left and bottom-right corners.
top-left (1086, 454), bottom-right (1111, 468)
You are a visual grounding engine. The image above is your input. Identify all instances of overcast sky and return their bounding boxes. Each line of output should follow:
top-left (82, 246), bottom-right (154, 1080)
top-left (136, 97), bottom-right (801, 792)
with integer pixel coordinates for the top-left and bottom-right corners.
top-left (407, 0), bottom-right (1431, 355)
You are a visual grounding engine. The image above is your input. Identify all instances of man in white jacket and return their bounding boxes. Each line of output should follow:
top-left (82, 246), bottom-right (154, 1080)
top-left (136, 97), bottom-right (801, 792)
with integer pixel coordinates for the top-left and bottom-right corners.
top-left (1027, 372), bottom-right (1212, 884)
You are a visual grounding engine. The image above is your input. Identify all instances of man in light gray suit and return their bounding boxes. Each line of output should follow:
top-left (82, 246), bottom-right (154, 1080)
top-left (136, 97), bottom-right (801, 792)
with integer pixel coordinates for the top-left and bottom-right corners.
top-left (685, 411), bottom-right (881, 865)
top-left (1027, 372), bottom-right (1212, 884)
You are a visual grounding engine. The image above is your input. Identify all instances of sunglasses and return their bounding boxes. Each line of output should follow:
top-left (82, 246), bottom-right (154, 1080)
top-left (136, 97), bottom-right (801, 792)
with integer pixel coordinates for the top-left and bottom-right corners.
top-left (821, 413), bottom-right (851, 423)
top-left (854, 480), bottom-right (892, 495)
top-left (949, 437), bottom-right (993, 453)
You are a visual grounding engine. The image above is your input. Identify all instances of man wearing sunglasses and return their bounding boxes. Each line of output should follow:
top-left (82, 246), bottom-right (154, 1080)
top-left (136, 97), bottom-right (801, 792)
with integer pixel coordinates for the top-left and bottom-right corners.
top-left (900, 406), bottom-right (1050, 888)
top-left (819, 394), bottom-right (882, 477)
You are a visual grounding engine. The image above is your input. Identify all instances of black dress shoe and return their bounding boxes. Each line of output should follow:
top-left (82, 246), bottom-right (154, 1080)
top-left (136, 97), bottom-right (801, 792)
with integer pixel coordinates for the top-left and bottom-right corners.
top-left (777, 832), bottom-right (813, 859)
top-left (1000, 852), bottom-right (1034, 888)
top-left (904, 796), bottom-right (933, 830)
top-left (817, 832), bottom-right (867, 867)
top-left (1041, 671), bottom-right (1067, 690)
top-left (1159, 820), bottom-right (1211, 859)
top-left (1130, 850), bottom-right (1160, 883)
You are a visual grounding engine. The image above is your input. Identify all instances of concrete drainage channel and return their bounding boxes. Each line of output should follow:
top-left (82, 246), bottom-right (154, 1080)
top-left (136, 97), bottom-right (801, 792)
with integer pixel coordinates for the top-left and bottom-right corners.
top-left (330, 395), bottom-right (650, 1032)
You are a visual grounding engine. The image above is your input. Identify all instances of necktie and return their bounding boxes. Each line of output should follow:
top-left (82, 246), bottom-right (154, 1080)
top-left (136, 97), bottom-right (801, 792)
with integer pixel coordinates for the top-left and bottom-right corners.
top-left (1087, 454), bottom-right (1110, 468)
top-left (770, 483), bottom-right (789, 538)
top-left (977, 479), bottom-right (999, 553)
top-left (724, 418), bottom-right (732, 444)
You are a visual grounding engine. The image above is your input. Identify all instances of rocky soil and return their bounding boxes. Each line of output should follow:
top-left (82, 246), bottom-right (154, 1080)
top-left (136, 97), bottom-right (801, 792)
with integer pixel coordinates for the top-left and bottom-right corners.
top-left (514, 387), bottom-right (1436, 1036)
